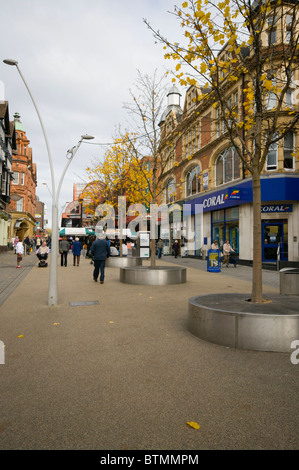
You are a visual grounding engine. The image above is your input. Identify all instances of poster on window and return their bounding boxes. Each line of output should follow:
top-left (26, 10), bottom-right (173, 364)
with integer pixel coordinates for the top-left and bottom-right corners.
top-left (140, 232), bottom-right (150, 247)
top-left (203, 172), bottom-right (209, 190)
top-left (140, 248), bottom-right (150, 258)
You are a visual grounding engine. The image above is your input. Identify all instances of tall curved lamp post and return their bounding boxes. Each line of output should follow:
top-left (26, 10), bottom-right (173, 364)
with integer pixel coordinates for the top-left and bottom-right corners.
top-left (4, 59), bottom-right (94, 306)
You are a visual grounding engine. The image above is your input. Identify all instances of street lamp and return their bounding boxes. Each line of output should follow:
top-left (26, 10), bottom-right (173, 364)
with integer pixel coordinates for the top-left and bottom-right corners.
top-left (42, 182), bottom-right (52, 197)
top-left (4, 58), bottom-right (94, 306)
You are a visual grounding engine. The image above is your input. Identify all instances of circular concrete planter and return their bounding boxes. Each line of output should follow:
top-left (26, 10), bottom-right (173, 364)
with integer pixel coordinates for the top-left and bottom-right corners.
top-left (188, 293), bottom-right (299, 352)
top-left (106, 257), bottom-right (143, 268)
top-left (120, 265), bottom-right (187, 285)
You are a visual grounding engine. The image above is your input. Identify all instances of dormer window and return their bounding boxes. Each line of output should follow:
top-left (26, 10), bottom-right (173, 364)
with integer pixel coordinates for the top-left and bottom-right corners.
top-left (186, 88), bottom-right (197, 114)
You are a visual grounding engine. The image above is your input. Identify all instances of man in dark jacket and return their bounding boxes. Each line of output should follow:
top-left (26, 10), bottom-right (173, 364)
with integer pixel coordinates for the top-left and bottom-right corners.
top-left (59, 236), bottom-right (70, 267)
top-left (91, 235), bottom-right (110, 283)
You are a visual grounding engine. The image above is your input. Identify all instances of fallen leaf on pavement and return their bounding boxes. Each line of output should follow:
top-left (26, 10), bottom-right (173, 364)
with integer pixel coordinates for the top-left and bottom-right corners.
top-left (186, 421), bottom-right (200, 429)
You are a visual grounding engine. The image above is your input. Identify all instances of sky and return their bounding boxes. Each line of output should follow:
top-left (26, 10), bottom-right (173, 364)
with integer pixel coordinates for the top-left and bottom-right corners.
top-left (0, 0), bottom-right (184, 228)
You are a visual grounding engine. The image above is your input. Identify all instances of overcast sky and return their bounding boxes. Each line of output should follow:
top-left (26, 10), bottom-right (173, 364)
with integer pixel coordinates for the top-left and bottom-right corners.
top-left (0, 0), bottom-right (184, 227)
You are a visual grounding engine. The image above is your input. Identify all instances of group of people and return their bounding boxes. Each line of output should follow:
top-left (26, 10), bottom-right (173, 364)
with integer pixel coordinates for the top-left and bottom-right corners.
top-left (13, 230), bottom-right (235, 274)
top-left (59, 236), bottom-right (83, 267)
top-left (158, 238), bottom-right (235, 266)
top-left (211, 239), bottom-right (235, 267)
top-left (12, 235), bottom-right (51, 268)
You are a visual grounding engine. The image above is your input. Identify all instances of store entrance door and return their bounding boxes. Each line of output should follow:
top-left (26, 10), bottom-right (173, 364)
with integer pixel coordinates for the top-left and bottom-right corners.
top-left (262, 221), bottom-right (288, 262)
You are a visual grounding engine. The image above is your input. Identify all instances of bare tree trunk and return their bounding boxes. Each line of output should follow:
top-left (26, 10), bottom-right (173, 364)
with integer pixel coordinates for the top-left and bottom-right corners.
top-left (251, 166), bottom-right (263, 302)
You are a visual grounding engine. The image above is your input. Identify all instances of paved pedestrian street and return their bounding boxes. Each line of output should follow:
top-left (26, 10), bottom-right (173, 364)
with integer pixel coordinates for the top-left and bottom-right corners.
top-left (0, 252), bottom-right (298, 451)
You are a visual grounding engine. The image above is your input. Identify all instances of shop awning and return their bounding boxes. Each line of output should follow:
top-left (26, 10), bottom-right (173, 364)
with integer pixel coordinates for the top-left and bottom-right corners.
top-left (59, 227), bottom-right (95, 236)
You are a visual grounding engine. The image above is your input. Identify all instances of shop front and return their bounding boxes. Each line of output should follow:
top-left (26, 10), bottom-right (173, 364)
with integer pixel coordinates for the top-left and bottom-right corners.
top-left (186, 175), bottom-right (299, 264)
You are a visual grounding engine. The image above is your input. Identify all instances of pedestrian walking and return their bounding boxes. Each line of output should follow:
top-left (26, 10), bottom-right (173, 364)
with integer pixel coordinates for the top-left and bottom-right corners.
top-left (24, 236), bottom-right (31, 255)
top-left (223, 240), bottom-right (235, 267)
top-left (91, 234), bottom-right (110, 283)
top-left (72, 237), bottom-right (83, 266)
top-left (59, 236), bottom-right (70, 267)
top-left (172, 240), bottom-right (180, 258)
top-left (15, 238), bottom-right (24, 268)
top-left (14, 236), bottom-right (19, 253)
top-left (157, 238), bottom-right (164, 258)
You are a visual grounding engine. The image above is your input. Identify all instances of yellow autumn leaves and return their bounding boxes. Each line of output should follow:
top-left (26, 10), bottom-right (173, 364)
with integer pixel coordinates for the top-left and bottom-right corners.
top-left (83, 133), bottom-right (152, 218)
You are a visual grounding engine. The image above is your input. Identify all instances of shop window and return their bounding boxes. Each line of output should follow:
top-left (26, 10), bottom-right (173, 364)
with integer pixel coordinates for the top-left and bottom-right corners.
top-left (212, 208), bottom-right (239, 252)
top-left (186, 166), bottom-right (200, 197)
top-left (212, 210), bottom-right (225, 223)
top-left (166, 178), bottom-right (176, 204)
top-left (226, 207), bottom-right (239, 221)
top-left (215, 147), bottom-right (240, 186)
top-left (284, 131), bottom-right (294, 170)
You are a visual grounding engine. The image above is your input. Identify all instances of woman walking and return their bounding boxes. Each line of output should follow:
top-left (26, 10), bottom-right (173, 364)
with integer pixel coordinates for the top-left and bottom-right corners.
top-left (15, 238), bottom-right (24, 268)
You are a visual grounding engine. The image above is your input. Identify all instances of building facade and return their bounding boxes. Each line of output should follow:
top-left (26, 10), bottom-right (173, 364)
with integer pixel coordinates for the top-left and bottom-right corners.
top-left (158, 5), bottom-right (299, 265)
top-left (0, 101), bottom-right (16, 251)
top-left (6, 113), bottom-right (37, 241)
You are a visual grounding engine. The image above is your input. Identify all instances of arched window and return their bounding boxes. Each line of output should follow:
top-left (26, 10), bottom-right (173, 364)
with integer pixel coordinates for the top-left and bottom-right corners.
top-left (215, 147), bottom-right (240, 186)
top-left (166, 178), bottom-right (176, 204)
top-left (186, 166), bottom-right (200, 197)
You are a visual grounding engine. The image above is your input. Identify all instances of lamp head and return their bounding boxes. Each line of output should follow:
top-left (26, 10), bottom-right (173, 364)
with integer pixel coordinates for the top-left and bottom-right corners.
top-left (3, 59), bottom-right (18, 66)
top-left (81, 134), bottom-right (94, 140)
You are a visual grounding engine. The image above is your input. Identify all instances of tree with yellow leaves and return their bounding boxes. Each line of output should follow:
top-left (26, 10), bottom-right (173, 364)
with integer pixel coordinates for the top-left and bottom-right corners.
top-left (145, 0), bottom-right (299, 302)
top-left (82, 131), bottom-right (151, 255)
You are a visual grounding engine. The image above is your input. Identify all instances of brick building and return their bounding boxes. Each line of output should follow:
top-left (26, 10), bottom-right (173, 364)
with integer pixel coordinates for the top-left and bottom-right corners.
top-left (7, 113), bottom-right (37, 240)
top-left (158, 4), bottom-right (299, 264)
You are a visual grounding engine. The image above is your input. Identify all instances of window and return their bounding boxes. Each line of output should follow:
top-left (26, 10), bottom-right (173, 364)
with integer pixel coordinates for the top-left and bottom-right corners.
top-left (186, 166), bottom-right (200, 197)
top-left (266, 134), bottom-right (278, 170)
top-left (166, 178), bottom-right (176, 204)
top-left (12, 171), bottom-right (19, 184)
top-left (186, 88), bottom-right (197, 114)
top-left (267, 78), bottom-right (277, 110)
top-left (20, 172), bottom-right (25, 185)
top-left (286, 88), bottom-right (293, 108)
top-left (184, 122), bottom-right (200, 159)
top-left (267, 17), bottom-right (277, 45)
top-left (2, 172), bottom-right (7, 194)
top-left (164, 147), bottom-right (175, 172)
top-left (286, 14), bottom-right (293, 43)
top-left (17, 197), bottom-right (23, 212)
top-left (284, 131), bottom-right (294, 170)
top-left (215, 147), bottom-right (240, 186)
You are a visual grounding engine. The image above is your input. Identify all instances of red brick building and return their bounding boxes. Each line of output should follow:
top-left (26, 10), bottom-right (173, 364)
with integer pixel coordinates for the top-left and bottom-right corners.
top-left (7, 113), bottom-right (37, 240)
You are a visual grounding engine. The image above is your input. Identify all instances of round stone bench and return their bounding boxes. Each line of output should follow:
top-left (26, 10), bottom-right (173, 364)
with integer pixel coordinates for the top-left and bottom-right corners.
top-left (106, 257), bottom-right (142, 268)
top-left (188, 293), bottom-right (299, 352)
top-left (120, 266), bottom-right (187, 285)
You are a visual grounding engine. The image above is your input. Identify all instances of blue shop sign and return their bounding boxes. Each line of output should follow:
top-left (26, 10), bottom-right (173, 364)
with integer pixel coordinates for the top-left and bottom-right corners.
top-left (261, 204), bottom-right (293, 213)
top-left (188, 176), bottom-right (299, 213)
